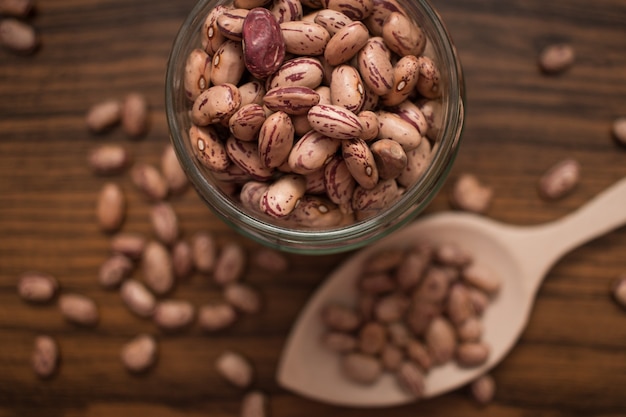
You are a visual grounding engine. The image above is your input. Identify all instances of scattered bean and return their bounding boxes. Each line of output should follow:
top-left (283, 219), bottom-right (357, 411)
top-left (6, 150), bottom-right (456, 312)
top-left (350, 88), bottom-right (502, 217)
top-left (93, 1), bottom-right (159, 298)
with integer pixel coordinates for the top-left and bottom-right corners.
top-left (17, 271), bottom-right (58, 303)
top-left (0, 0), bottom-right (34, 17)
top-left (110, 232), bottom-right (146, 260)
top-left (538, 158), bottom-right (581, 200)
top-left (224, 283), bottom-right (261, 314)
top-left (153, 299), bottom-right (195, 331)
top-left (449, 173), bottom-right (493, 214)
top-left (539, 43), bottom-right (575, 75)
top-left (150, 202), bottom-right (179, 246)
top-left (121, 334), bottom-right (158, 373)
top-left (251, 247), bottom-right (289, 272)
top-left (121, 92), bottom-right (150, 138)
top-left (470, 374), bottom-right (496, 405)
top-left (120, 279), bottom-right (157, 318)
top-left (215, 350), bottom-right (254, 388)
top-left (161, 143), bottom-right (189, 194)
top-left (612, 117), bottom-right (626, 147)
top-left (142, 240), bottom-right (175, 295)
top-left (192, 231), bottom-right (217, 273)
top-left (214, 241), bottom-right (247, 285)
top-left (98, 253), bottom-right (133, 289)
top-left (172, 239), bottom-right (194, 280)
top-left (612, 275), bottom-right (626, 309)
top-left (240, 390), bottom-right (267, 417)
top-left (198, 302), bottom-right (238, 331)
top-left (131, 163), bottom-right (169, 201)
top-left (88, 144), bottom-right (131, 175)
top-left (85, 99), bottom-right (122, 133)
top-left (58, 293), bottom-right (99, 327)
top-left (32, 335), bottom-right (59, 379)
top-left (96, 182), bottom-right (126, 233)
top-left (0, 17), bottom-right (38, 53)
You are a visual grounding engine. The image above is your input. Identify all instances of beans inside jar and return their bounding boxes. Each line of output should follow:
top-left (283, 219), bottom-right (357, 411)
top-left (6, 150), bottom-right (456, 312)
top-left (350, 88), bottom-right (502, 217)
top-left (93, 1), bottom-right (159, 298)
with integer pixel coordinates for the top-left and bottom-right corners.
top-left (182, 0), bottom-right (444, 229)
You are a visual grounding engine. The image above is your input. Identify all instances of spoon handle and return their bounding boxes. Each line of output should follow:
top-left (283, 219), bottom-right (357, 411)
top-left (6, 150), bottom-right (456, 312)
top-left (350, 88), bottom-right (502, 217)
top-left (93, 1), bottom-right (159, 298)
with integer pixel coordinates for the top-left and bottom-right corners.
top-left (518, 177), bottom-right (626, 294)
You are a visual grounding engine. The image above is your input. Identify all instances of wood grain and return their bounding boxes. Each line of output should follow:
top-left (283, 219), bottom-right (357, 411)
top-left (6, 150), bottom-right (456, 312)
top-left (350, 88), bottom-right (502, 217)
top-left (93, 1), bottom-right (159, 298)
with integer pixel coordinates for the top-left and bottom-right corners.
top-left (1, 0), bottom-right (626, 416)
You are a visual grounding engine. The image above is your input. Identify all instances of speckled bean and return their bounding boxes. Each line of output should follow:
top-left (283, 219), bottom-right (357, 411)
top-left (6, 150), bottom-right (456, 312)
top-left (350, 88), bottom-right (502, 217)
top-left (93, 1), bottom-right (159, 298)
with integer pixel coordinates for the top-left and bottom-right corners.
top-left (217, 8), bottom-right (249, 41)
top-left (330, 65), bottom-right (365, 113)
top-left (307, 104), bottom-right (363, 139)
top-left (322, 0), bottom-right (373, 21)
top-left (357, 37), bottom-right (394, 96)
top-left (288, 195), bottom-right (350, 227)
top-left (363, 0), bottom-right (406, 36)
top-left (243, 7), bottom-right (286, 78)
top-left (266, 56), bottom-right (325, 90)
top-left (226, 135), bottom-right (274, 180)
top-left (342, 138), bottom-right (379, 189)
top-left (280, 20), bottom-right (330, 55)
top-left (352, 178), bottom-right (400, 211)
top-left (397, 134), bottom-right (432, 188)
top-left (238, 80), bottom-right (266, 106)
top-left (324, 155), bottom-right (357, 209)
top-left (376, 111), bottom-right (422, 150)
top-left (288, 130), bottom-right (340, 174)
top-left (192, 83), bottom-right (242, 126)
top-left (189, 124), bottom-right (231, 172)
top-left (211, 40), bottom-right (246, 86)
top-left (228, 103), bottom-right (266, 141)
top-left (314, 9), bottom-right (352, 35)
top-left (260, 174), bottom-right (306, 217)
top-left (416, 56), bottom-right (441, 99)
top-left (382, 55), bottom-right (421, 106)
top-left (263, 86), bottom-right (320, 115)
top-left (371, 138), bottom-right (408, 180)
top-left (382, 11), bottom-right (425, 57)
top-left (202, 5), bottom-right (229, 55)
top-left (323, 21), bottom-right (369, 66)
top-left (258, 111), bottom-right (295, 168)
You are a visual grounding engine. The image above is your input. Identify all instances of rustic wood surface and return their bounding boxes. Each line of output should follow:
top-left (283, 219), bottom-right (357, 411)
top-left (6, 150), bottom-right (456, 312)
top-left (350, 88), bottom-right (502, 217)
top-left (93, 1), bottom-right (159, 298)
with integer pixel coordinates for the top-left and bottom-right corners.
top-left (1, 0), bottom-right (626, 416)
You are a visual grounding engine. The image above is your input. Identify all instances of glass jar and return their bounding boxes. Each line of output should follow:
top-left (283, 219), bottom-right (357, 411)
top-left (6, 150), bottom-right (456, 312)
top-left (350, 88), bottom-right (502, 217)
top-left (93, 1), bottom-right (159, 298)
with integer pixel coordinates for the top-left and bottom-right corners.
top-left (165, 0), bottom-right (465, 255)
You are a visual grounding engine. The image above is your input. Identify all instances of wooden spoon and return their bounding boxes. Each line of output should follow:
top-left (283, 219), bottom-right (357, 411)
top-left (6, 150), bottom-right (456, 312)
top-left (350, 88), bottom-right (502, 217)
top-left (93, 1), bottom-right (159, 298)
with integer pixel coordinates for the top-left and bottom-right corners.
top-left (277, 177), bottom-right (626, 408)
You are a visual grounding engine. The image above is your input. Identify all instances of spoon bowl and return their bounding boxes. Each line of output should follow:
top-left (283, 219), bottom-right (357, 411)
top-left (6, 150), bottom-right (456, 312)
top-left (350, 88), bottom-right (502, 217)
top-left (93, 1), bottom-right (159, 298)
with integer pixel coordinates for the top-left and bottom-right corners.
top-left (277, 178), bottom-right (626, 408)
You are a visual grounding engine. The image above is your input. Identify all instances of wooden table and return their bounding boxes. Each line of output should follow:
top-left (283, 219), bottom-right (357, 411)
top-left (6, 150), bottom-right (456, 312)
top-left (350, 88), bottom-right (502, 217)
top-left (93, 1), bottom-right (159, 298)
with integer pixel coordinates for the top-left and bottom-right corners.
top-left (1, 0), bottom-right (626, 416)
